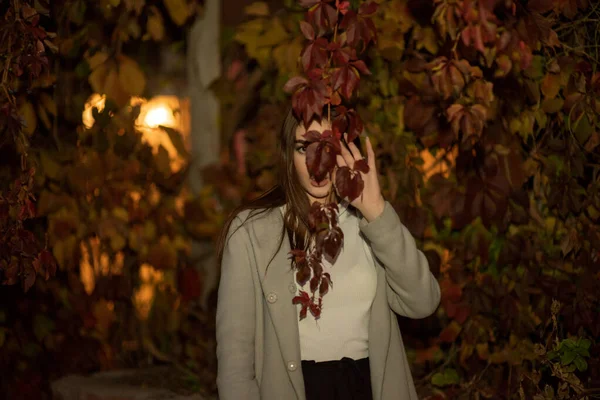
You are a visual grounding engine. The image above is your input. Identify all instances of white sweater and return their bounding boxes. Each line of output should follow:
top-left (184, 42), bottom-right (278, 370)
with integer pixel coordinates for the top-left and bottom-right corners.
top-left (279, 201), bottom-right (378, 362)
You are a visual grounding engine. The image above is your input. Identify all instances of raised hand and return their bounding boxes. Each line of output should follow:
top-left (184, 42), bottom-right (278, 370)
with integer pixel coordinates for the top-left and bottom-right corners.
top-left (334, 133), bottom-right (385, 222)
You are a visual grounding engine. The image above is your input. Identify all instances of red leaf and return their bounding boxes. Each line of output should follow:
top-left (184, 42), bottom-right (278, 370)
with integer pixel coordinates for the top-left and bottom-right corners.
top-left (309, 275), bottom-right (320, 293)
top-left (319, 225), bottom-right (343, 264)
top-left (333, 107), bottom-right (363, 142)
top-left (351, 60), bottom-right (371, 75)
top-left (283, 76), bottom-right (309, 93)
top-left (296, 264), bottom-right (311, 286)
top-left (299, 0), bottom-right (320, 7)
top-left (178, 266), bottom-right (203, 303)
top-left (340, 7), bottom-right (378, 52)
top-left (300, 21), bottom-right (315, 40)
top-left (293, 290), bottom-right (311, 319)
top-left (332, 65), bottom-right (360, 100)
top-left (528, 0), bottom-right (555, 13)
top-left (358, 1), bottom-right (378, 16)
top-left (309, 298), bottom-right (322, 319)
top-left (335, 166), bottom-right (365, 202)
top-left (335, 0), bottom-right (350, 15)
top-left (22, 262), bottom-right (36, 292)
top-left (291, 79), bottom-right (328, 126)
top-left (301, 38), bottom-right (329, 71)
top-left (353, 159), bottom-right (369, 174)
top-left (38, 249), bottom-right (57, 280)
top-left (306, 1), bottom-right (338, 33)
top-left (306, 140), bottom-right (338, 182)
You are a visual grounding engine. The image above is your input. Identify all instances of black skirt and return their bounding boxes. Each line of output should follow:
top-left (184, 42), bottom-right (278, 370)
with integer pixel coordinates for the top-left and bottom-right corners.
top-left (301, 357), bottom-right (373, 400)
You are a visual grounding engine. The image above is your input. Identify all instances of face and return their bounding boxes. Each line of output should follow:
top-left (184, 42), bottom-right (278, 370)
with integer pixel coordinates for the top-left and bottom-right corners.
top-left (293, 119), bottom-right (335, 205)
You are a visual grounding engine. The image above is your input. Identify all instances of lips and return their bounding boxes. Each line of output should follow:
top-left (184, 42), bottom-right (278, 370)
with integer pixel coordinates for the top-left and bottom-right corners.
top-left (310, 177), bottom-right (329, 188)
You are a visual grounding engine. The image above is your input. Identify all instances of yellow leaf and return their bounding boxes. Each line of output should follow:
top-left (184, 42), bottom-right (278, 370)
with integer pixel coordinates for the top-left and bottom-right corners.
top-left (87, 51), bottom-right (110, 70)
top-left (163, 0), bottom-right (190, 26)
top-left (39, 93), bottom-right (57, 115)
top-left (144, 220), bottom-right (157, 241)
top-left (476, 343), bottom-right (489, 360)
top-left (89, 61), bottom-right (110, 94)
top-left (118, 56), bottom-right (146, 97)
top-left (53, 235), bottom-right (77, 270)
top-left (112, 207), bottom-right (129, 221)
top-left (459, 343), bottom-right (474, 365)
top-left (415, 26), bottom-right (439, 54)
top-left (37, 103), bottom-right (51, 130)
top-left (110, 233), bottom-right (126, 251)
top-left (256, 17), bottom-right (288, 48)
top-left (40, 151), bottom-right (61, 179)
top-left (104, 67), bottom-right (129, 107)
top-left (273, 37), bottom-right (302, 75)
top-left (146, 7), bottom-right (165, 41)
top-left (245, 1), bottom-right (269, 16)
top-left (19, 101), bottom-right (37, 136)
top-left (124, 0), bottom-right (145, 14)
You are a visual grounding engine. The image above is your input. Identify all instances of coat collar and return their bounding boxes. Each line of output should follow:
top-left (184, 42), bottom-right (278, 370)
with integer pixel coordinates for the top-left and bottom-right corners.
top-left (278, 199), bottom-right (354, 223)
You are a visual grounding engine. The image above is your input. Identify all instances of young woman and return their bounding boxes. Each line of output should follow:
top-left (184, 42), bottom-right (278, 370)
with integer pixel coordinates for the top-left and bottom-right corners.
top-left (215, 108), bottom-right (441, 400)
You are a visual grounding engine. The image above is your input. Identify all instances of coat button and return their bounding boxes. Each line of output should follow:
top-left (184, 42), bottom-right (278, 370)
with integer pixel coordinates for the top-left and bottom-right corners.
top-left (288, 283), bottom-right (296, 293)
top-left (266, 292), bottom-right (278, 303)
top-left (287, 360), bottom-right (298, 371)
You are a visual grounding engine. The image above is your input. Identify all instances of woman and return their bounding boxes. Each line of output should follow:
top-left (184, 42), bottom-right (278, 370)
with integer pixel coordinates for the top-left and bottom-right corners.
top-left (215, 107), bottom-right (441, 400)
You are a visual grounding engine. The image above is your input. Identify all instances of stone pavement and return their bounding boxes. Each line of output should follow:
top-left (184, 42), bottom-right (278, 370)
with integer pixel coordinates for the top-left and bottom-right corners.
top-left (52, 367), bottom-right (216, 400)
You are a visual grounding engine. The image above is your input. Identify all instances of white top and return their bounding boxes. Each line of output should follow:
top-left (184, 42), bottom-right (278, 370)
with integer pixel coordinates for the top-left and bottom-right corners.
top-left (279, 201), bottom-right (378, 362)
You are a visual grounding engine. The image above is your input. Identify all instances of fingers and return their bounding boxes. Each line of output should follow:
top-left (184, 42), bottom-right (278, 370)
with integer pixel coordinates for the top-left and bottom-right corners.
top-left (366, 136), bottom-right (376, 171)
top-left (339, 135), bottom-right (355, 167)
top-left (336, 154), bottom-right (346, 168)
top-left (344, 133), bottom-right (364, 161)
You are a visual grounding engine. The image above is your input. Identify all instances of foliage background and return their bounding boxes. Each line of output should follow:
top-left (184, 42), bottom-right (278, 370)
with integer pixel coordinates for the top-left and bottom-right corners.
top-left (1, 0), bottom-right (600, 399)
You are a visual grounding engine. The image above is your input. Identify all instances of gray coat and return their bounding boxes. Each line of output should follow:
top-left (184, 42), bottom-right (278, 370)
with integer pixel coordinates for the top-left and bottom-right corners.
top-left (216, 201), bottom-right (441, 400)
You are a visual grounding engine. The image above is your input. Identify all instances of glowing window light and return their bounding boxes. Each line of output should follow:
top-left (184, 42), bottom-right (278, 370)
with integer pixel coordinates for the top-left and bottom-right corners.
top-left (82, 94), bottom-right (190, 172)
top-left (144, 105), bottom-right (174, 128)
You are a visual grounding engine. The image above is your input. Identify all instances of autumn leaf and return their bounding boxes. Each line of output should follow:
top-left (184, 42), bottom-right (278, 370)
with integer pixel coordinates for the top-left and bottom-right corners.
top-left (145, 6), bottom-right (165, 41)
top-left (339, 2), bottom-right (378, 52)
top-left (163, 0), bottom-right (191, 26)
top-left (118, 56), bottom-right (146, 97)
top-left (302, 0), bottom-right (338, 34)
top-left (245, 1), bottom-right (269, 16)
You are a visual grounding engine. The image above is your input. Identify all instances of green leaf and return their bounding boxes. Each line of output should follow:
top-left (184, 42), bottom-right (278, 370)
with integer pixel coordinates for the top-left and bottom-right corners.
top-left (431, 369), bottom-right (460, 387)
top-left (574, 356), bottom-right (587, 371)
top-left (579, 338), bottom-right (591, 350)
top-left (560, 350), bottom-right (576, 365)
top-left (575, 347), bottom-right (590, 357)
top-left (33, 314), bottom-right (55, 342)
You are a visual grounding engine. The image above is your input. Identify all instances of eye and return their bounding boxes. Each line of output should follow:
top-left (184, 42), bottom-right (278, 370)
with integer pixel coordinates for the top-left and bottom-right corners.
top-left (295, 146), bottom-right (306, 154)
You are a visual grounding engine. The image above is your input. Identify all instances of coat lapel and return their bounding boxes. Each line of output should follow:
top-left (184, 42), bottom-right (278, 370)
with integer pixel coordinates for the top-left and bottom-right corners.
top-left (254, 209), bottom-right (305, 399)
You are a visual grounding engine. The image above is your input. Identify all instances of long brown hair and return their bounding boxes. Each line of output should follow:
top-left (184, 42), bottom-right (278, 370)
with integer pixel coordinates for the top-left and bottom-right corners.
top-left (215, 107), bottom-right (338, 272)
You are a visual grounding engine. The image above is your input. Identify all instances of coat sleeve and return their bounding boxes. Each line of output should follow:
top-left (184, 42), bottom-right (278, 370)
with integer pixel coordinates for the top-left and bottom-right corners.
top-left (358, 201), bottom-right (441, 319)
top-left (216, 215), bottom-right (260, 400)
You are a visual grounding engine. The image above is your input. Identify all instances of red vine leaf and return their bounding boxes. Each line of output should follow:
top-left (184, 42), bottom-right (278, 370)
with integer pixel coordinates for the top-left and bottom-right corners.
top-left (292, 290), bottom-right (311, 320)
top-left (339, 2), bottom-right (378, 52)
top-left (305, 131), bottom-right (340, 182)
top-left (285, 76), bottom-right (328, 126)
top-left (333, 107), bottom-right (363, 143)
top-left (335, 165), bottom-right (365, 202)
top-left (302, 0), bottom-right (338, 33)
top-left (331, 64), bottom-right (360, 100)
top-left (318, 225), bottom-right (344, 264)
top-left (302, 37), bottom-right (329, 72)
top-left (353, 159), bottom-right (369, 174)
